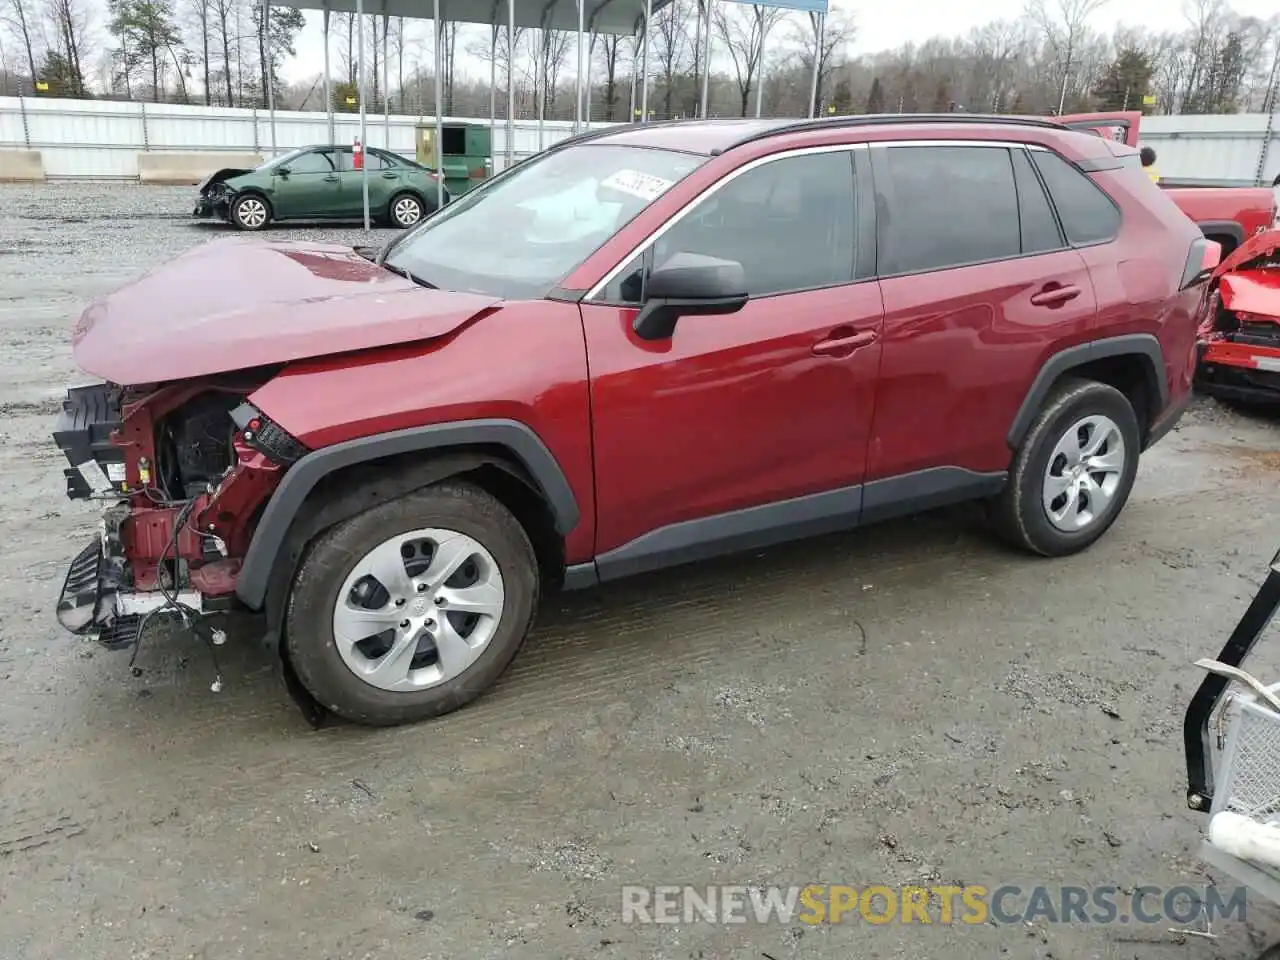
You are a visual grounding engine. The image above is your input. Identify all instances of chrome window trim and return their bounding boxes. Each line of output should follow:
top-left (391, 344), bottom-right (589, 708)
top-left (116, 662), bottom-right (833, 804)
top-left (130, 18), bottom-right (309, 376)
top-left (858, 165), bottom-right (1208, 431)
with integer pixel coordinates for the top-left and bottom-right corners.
top-left (583, 142), bottom-right (866, 303)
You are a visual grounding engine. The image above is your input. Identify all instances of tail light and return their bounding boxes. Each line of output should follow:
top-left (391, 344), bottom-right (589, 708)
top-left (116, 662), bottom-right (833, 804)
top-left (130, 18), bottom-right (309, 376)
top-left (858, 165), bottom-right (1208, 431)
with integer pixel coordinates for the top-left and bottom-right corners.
top-left (1181, 236), bottom-right (1221, 290)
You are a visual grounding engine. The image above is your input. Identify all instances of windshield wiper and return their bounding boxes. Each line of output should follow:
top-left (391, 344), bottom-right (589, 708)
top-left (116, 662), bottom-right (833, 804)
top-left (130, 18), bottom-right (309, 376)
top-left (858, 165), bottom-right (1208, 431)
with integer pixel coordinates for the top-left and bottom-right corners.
top-left (381, 261), bottom-right (437, 289)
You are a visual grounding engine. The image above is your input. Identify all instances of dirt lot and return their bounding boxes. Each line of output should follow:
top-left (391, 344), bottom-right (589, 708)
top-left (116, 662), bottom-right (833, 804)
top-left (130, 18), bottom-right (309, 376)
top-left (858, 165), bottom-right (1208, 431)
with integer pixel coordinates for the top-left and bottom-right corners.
top-left (3, 182), bottom-right (1280, 960)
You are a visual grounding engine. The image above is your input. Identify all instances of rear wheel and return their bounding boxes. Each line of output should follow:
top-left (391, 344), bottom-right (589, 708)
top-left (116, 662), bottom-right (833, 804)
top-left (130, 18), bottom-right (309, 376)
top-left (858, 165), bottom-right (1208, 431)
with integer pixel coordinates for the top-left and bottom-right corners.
top-left (230, 193), bottom-right (270, 231)
top-left (285, 481), bottom-right (539, 726)
top-left (991, 378), bottom-right (1141, 556)
top-left (389, 192), bottom-right (425, 229)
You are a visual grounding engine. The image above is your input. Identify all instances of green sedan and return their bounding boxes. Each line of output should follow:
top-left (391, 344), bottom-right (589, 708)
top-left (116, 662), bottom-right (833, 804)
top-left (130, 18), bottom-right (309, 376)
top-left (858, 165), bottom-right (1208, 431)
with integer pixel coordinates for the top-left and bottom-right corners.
top-left (193, 144), bottom-right (451, 231)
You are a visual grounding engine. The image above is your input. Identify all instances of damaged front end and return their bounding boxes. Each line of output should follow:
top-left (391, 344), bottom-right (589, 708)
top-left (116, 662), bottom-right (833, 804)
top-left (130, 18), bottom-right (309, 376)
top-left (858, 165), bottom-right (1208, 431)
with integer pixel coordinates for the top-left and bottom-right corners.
top-left (51, 377), bottom-right (306, 661)
top-left (1195, 229), bottom-right (1280, 404)
top-left (193, 168), bottom-right (250, 219)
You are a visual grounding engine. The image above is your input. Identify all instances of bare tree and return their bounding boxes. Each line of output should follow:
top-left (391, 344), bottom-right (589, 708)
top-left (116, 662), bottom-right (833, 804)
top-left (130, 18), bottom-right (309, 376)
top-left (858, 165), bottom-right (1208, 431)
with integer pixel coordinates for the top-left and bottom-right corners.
top-left (44, 0), bottom-right (88, 94)
top-left (184, 0), bottom-right (210, 101)
top-left (1, 0), bottom-right (40, 84)
top-left (792, 4), bottom-right (854, 114)
top-left (1025, 0), bottom-right (1111, 112)
top-left (595, 30), bottom-right (622, 119)
top-left (714, 2), bottom-right (787, 116)
top-left (652, 0), bottom-right (692, 118)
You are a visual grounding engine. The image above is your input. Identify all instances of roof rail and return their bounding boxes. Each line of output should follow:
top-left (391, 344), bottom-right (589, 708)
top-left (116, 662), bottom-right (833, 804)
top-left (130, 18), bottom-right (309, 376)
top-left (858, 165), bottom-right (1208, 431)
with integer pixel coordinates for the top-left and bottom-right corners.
top-left (712, 113), bottom-right (1069, 155)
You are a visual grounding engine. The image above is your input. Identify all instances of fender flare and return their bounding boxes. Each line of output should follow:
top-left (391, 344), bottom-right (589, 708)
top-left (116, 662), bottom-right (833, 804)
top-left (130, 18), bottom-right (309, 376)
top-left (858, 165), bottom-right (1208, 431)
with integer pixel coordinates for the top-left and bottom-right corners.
top-left (233, 418), bottom-right (580, 611)
top-left (1195, 220), bottom-right (1245, 251)
top-left (1006, 333), bottom-right (1167, 450)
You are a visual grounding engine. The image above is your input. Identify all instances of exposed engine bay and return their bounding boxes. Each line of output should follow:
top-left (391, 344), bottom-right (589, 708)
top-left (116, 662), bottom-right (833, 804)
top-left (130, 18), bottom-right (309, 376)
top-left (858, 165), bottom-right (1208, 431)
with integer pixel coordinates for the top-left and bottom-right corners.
top-left (50, 373), bottom-right (306, 677)
top-left (1196, 229), bottom-right (1280, 405)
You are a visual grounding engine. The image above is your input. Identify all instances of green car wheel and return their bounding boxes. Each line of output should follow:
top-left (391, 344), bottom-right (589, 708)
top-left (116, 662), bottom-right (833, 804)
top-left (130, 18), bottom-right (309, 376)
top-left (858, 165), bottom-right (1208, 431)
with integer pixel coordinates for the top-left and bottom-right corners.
top-left (231, 194), bottom-right (271, 231)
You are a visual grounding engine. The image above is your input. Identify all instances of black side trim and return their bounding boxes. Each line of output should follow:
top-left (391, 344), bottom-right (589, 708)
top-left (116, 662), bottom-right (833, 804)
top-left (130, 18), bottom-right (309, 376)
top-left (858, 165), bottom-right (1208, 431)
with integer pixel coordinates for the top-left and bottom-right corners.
top-left (1144, 390), bottom-right (1191, 450)
top-left (562, 562), bottom-right (599, 590)
top-left (234, 418), bottom-right (580, 610)
top-left (1194, 219), bottom-right (1245, 247)
top-left (860, 467), bottom-right (1007, 526)
top-left (594, 485), bottom-right (864, 582)
top-left (548, 286), bottom-right (587, 303)
top-left (1007, 334), bottom-right (1167, 450)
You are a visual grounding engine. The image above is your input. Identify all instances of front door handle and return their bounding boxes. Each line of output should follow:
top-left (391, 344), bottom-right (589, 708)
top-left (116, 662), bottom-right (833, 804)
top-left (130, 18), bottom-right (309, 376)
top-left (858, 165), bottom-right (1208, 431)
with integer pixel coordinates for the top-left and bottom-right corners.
top-left (323, 175), bottom-right (340, 182)
top-left (1030, 284), bottom-right (1081, 307)
top-left (812, 329), bottom-right (879, 357)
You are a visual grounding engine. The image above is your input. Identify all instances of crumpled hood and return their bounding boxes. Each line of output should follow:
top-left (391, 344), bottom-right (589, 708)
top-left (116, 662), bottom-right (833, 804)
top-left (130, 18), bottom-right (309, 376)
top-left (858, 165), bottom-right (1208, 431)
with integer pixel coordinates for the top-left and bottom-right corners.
top-left (71, 237), bottom-right (502, 386)
top-left (1212, 227), bottom-right (1280, 323)
top-left (198, 167), bottom-right (255, 193)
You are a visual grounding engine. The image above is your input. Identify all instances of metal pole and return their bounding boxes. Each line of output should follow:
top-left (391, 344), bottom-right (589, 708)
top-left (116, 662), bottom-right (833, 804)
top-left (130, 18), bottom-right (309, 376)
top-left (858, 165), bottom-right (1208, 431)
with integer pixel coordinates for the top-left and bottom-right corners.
top-left (537, 31), bottom-right (545, 150)
top-left (434, 0), bottom-right (444, 212)
top-left (323, 6), bottom-right (334, 143)
top-left (358, 0), bottom-right (370, 230)
top-left (1057, 56), bottom-right (1070, 116)
top-left (629, 33), bottom-right (637, 119)
top-left (382, 12), bottom-right (390, 149)
top-left (506, 0), bottom-right (515, 170)
top-left (574, 0), bottom-right (584, 133)
top-left (699, 0), bottom-right (712, 118)
top-left (806, 11), bottom-right (823, 119)
top-left (264, 0), bottom-right (277, 157)
top-left (640, 0), bottom-right (651, 122)
top-left (753, 20), bottom-right (765, 118)
top-left (490, 18), bottom-right (497, 165)
top-left (584, 32), bottom-right (593, 129)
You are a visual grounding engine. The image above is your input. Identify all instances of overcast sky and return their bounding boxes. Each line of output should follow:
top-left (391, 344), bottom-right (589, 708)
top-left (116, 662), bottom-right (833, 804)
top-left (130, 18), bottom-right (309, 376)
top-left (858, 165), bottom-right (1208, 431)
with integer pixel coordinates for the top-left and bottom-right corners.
top-left (279, 0), bottom-right (1280, 86)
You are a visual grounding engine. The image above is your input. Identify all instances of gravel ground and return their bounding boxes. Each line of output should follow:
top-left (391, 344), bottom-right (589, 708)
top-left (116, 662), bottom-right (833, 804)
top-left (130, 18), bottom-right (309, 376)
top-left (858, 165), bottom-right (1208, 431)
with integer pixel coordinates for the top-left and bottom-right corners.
top-left (4, 181), bottom-right (1280, 960)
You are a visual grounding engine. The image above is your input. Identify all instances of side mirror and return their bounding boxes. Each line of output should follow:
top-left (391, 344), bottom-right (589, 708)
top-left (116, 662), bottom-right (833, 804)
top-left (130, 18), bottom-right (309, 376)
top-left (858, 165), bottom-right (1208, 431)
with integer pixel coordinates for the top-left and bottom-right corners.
top-left (276, 165), bottom-right (291, 177)
top-left (633, 252), bottom-right (748, 341)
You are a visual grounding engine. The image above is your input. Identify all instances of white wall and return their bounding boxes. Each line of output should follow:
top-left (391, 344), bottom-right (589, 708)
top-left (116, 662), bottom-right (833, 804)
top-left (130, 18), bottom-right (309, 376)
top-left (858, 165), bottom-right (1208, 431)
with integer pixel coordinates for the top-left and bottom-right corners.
top-left (1139, 113), bottom-right (1278, 187)
top-left (0, 95), bottom-right (620, 178)
top-left (1, 95), bottom-right (1276, 185)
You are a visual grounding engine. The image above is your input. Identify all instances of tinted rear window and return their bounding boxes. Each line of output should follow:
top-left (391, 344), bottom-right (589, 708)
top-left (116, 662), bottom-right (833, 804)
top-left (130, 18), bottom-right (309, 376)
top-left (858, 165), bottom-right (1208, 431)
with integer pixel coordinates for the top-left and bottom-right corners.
top-left (1031, 150), bottom-right (1121, 245)
top-left (880, 145), bottom-right (1021, 274)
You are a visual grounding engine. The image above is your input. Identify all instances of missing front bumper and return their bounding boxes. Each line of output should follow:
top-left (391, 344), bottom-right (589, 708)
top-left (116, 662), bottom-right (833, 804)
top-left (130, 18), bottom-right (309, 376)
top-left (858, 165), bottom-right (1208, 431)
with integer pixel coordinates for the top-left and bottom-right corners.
top-left (55, 532), bottom-right (204, 651)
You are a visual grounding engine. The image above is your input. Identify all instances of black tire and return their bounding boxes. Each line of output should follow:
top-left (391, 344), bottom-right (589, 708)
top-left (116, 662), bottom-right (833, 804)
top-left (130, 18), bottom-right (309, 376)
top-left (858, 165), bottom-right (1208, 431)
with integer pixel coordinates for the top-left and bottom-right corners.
top-left (284, 481), bottom-right (540, 726)
top-left (230, 193), bottom-right (271, 231)
top-left (388, 191), bottom-right (426, 229)
top-left (991, 377), bottom-right (1141, 557)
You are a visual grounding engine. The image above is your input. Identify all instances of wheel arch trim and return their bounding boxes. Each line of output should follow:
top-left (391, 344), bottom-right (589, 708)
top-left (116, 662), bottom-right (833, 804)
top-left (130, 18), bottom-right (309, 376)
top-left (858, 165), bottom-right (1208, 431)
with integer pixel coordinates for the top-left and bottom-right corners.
top-left (1006, 333), bottom-right (1167, 451)
top-left (1195, 220), bottom-right (1245, 249)
top-left (234, 418), bottom-right (580, 611)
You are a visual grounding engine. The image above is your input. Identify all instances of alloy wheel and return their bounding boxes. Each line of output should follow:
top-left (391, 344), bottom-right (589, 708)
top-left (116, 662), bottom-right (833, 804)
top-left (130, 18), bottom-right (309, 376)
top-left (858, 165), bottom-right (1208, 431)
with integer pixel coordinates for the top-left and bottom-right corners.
top-left (331, 528), bottom-right (505, 692)
top-left (1041, 413), bottom-right (1127, 532)
top-left (236, 197), bottom-right (268, 229)
top-left (393, 196), bottom-right (423, 227)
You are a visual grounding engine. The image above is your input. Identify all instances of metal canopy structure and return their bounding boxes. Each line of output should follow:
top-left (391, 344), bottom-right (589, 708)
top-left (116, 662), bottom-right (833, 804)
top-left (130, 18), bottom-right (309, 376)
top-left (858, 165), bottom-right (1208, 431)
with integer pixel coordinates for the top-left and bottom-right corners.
top-left (266, 0), bottom-right (827, 230)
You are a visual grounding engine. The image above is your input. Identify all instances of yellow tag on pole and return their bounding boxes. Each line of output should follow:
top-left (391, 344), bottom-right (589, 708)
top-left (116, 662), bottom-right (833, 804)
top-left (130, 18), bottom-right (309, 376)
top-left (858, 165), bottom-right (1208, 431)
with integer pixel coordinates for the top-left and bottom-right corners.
top-left (1142, 94), bottom-right (1157, 105)
top-left (35, 81), bottom-right (49, 91)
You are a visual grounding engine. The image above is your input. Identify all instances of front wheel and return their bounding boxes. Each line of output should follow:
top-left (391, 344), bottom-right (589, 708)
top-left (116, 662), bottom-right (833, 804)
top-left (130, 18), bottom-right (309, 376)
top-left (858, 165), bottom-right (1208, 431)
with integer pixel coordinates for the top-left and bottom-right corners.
top-left (991, 378), bottom-right (1141, 557)
top-left (285, 481), bottom-right (540, 726)
top-left (230, 193), bottom-right (270, 231)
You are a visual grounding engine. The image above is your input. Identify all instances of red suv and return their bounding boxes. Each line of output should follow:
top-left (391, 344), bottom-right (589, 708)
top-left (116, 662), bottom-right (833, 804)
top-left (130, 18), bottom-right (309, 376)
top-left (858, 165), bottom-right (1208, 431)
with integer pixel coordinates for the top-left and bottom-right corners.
top-left (54, 115), bottom-right (1215, 727)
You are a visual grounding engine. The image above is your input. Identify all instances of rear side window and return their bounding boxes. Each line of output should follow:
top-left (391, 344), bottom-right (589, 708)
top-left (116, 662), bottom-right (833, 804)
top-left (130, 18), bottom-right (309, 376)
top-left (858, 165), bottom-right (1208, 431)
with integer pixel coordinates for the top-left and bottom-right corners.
top-left (1010, 148), bottom-right (1065, 254)
top-left (880, 145), bottom-right (1021, 274)
top-left (1030, 150), bottom-right (1121, 245)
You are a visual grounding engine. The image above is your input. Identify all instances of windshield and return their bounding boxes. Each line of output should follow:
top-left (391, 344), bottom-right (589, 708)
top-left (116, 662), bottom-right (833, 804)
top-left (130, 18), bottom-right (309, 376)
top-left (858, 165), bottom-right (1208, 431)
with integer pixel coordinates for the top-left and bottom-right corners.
top-left (259, 148), bottom-right (311, 171)
top-left (382, 143), bottom-right (705, 299)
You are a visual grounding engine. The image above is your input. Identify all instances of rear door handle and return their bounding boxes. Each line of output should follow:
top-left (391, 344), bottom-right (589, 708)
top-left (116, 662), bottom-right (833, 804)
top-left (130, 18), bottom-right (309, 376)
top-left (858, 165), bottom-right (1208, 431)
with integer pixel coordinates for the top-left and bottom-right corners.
top-left (381, 172), bottom-right (398, 179)
top-left (1030, 284), bottom-right (1081, 306)
top-left (323, 175), bottom-right (340, 182)
top-left (812, 329), bottom-right (879, 357)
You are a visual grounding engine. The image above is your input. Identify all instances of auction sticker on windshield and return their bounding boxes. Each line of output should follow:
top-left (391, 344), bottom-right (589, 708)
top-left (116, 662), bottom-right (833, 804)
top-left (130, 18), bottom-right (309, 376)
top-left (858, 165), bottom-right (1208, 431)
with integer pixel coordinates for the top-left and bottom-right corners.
top-left (600, 170), bottom-right (675, 202)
